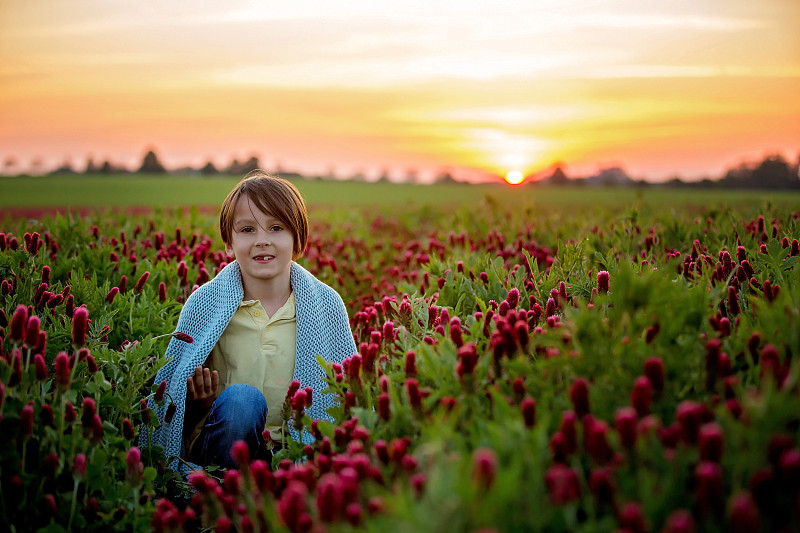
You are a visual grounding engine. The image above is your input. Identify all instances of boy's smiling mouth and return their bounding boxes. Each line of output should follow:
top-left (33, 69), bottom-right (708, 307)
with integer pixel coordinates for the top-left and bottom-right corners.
top-left (253, 254), bottom-right (274, 262)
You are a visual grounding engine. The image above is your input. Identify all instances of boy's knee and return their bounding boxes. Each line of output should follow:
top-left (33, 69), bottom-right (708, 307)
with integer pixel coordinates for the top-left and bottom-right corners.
top-left (217, 384), bottom-right (268, 417)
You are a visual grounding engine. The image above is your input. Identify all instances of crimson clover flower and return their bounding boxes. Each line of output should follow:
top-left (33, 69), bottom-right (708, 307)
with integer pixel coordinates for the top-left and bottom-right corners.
top-left (72, 307), bottom-right (89, 347)
top-left (9, 305), bottom-right (27, 342)
top-left (472, 448), bottom-right (498, 490)
top-left (521, 397), bottom-right (536, 428)
top-left (134, 271), bottom-right (149, 294)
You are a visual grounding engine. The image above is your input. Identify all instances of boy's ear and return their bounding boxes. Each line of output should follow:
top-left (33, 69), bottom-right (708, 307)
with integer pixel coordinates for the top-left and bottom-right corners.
top-left (225, 244), bottom-right (234, 258)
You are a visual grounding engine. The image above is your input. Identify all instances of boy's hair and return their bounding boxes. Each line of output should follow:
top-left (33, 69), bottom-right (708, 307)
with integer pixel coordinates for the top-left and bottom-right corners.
top-left (219, 170), bottom-right (309, 259)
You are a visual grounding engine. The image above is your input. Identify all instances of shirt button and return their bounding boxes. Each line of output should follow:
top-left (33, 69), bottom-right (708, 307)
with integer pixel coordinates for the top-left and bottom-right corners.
top-left (254, 311), bottom-right (261, 317)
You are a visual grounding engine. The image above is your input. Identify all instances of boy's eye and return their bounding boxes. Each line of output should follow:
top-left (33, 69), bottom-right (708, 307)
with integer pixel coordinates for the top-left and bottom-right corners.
top-left (270, 225), bottom-right (283, 232)
top-left (241, 226), bottom-right (254, 232)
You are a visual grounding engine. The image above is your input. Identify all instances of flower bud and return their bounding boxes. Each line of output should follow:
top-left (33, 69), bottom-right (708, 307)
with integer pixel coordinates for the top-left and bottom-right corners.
top-left (64, 402), bottom-right (76, 423)
top-left (728, 286), bottom-right (741, 315)
top-left (698, 422), bottom-right (724, 462)
top-left (569, 378), bottom-right (590, 418)
top-left (456, 343), bottom-right (479, 379)
top-left (378, 393), bottom-right (391, 421)
top-left (544, 464), bottom-right (581, 504)
top-left (406, 378), bottom-right (421, 409)
top-left (450, 321), bottom-right (464, 347)
top-left (9, 305), bottom-right (28, 342)
top-left (158, 282), bottom-right (167, 302)
top-left (105, 287), bottom-right (119, 305)
top-left (73, 453), bottom-right (87, 480)
top-left (291, 389), bottom-right (307, 411)
top-left (661, 509), bottom-right (696, 533)
top-left (34, 353), bottom-right (49, 381)
top-left (44, 494), bottom-right (57, 516)
top-left (676, 401), bottom-right (704, 445)
top-left (55, 352), bottom-right (70, 389)
top-left (589, 467), bottom-right (615, 508)
top-left (631, 375), bottom-right (652, 417)
top-left (150, 381), bottom-right (166, 404)
top-left (72, 307), bottom-right (88, 347)
top-left (122, 418), bottom-right (135, 440)
top-left (645, 322), bottom-right (660, 343)
top-left (24, 316), bottom-right (40, 348)
top-left (382, 320), bottom-right (395, 344)
top-left (40, 403), bottom-right (54, 427)
top-left (172, 331), bottom-right (193, 343)
top-left (545, 297), bottom-right (557, 317)
top-left (134, 271), bottom-right (150, 294)
top-left (597, 271), bottom-right (610, 293)
top-left (405, 351), bottom-right (417, 378)
top-left (250, 460), bottom-right (274, 492)
top-left (521, 397), bottom-right (536, 428)
top-left (472, 448), bottom-right (498, 490)
top-left (277, 481), bottom-right (308, 532)
top-left (345, 503), bottom-right (363, 526)
top-left (618, 501), bottom-right (647, 533)
top-left (81, 397), bottom-right (96, 428)
top-left (19, 404), bottom-right (34, 437)
top-left (586, 419), bottom-right (613, 464)
top-left (560, 410), bottom-right (578, 455)
top-left (223, 469), bottom-right (240, 496)
top-left (728, 492), bottom-right (759, 533)
top-left (695, 461), bottom-right (724, 515)
top-left (231, 440), bottom-right (250, 469)
top-left (615, 406), bottom-right (638, 448)
top-left (126, 447), bottom-right (143, 484)
top-left (316, 473), bottom-right (344, 522)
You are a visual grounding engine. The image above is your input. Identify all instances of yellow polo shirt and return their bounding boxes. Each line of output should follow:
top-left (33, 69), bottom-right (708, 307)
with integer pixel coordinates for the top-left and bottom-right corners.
top-left (187, 293), bottom-right (297, 450)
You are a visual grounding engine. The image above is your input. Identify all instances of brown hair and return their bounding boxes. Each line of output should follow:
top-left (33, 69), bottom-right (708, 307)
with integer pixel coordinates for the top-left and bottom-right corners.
top-left (219, 170), bottom-right (309, 259)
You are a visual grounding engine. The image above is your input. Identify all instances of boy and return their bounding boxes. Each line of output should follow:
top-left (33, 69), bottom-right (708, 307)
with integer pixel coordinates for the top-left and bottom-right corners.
top-left (146, 171), bottom-right (356, 471)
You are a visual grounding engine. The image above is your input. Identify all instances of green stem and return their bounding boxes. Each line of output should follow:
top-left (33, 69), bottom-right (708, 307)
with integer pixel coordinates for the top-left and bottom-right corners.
top-left (57, 394), bottom-right (65, 461)
top-left (129, 293), bottom-right (136, 338)
top-left (67, 480), bottom-right (79, 531)
top-left (0, 465), bottom-right (9, 527)
top-left (20, 438), bottom-right (27, 477)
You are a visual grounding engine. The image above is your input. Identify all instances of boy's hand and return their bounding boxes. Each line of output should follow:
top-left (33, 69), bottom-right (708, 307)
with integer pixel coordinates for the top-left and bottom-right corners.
top-left (186, 366), bottom-right (219, 411)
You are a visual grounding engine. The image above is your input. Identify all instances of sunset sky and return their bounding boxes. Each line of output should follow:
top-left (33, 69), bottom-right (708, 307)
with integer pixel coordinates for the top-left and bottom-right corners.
top-left (1, 0), bottom-right (798, 183)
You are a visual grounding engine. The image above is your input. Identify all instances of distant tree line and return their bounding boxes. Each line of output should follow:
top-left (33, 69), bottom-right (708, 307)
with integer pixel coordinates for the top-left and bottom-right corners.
top-left (533, 153), bottom-right (800, 190)
top-left (19, 147), bottom-right (800, 189)
top-left (45, 150), bottom-right (265, 177)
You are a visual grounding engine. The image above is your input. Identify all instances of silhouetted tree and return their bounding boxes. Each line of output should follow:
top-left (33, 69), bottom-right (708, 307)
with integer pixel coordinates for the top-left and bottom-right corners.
top-left (84, 157), bottom-right (98, 174)
top-left (50, 159), bottom-right (76, 175)
top-left (751, 155), bottom-right (797, 189)
top-left (434, 171), bottom-right (459, 184)
top-left (377, 168), bottom-right (391, 183)
top-left (240, 155), bottom-right (261, 175)
top-left (199, 161), bottom-right (219, 175)
top-left (3, 156), bottom-right (18, 176)
top-left (227, 159), bottom-right (243, 175)
top-left (138, 149), bottom-right (166, 173)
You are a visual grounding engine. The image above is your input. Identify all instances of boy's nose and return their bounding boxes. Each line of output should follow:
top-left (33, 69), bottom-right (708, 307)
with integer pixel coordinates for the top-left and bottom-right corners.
top-left (255, 230), bottom-right (270, 245)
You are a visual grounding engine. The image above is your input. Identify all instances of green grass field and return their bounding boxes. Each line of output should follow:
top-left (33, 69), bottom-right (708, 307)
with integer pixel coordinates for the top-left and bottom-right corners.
top-left (2, 174), bottom-right (799, 213)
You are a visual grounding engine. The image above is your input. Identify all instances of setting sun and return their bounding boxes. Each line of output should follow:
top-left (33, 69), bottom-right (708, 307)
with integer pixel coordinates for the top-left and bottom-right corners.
top-left (505, 171), bottom-right (524, 185)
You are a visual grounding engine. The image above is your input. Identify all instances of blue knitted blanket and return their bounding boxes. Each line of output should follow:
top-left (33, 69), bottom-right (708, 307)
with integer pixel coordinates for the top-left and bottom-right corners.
top-left (142, 261), bottom-right (356, 472)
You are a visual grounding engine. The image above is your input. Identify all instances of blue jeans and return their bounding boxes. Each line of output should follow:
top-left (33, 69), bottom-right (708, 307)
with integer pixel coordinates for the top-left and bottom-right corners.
top-left (189, 384), bottom-right (269, 469)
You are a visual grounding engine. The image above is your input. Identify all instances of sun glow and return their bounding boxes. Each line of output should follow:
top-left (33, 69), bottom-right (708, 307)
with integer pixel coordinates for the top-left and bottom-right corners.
top-left (505, 170), bottom-right (524, 185)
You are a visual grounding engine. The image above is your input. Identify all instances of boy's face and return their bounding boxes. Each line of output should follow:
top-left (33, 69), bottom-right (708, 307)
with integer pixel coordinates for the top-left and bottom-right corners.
top-left (225, 194), bottom-right (295, 293)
